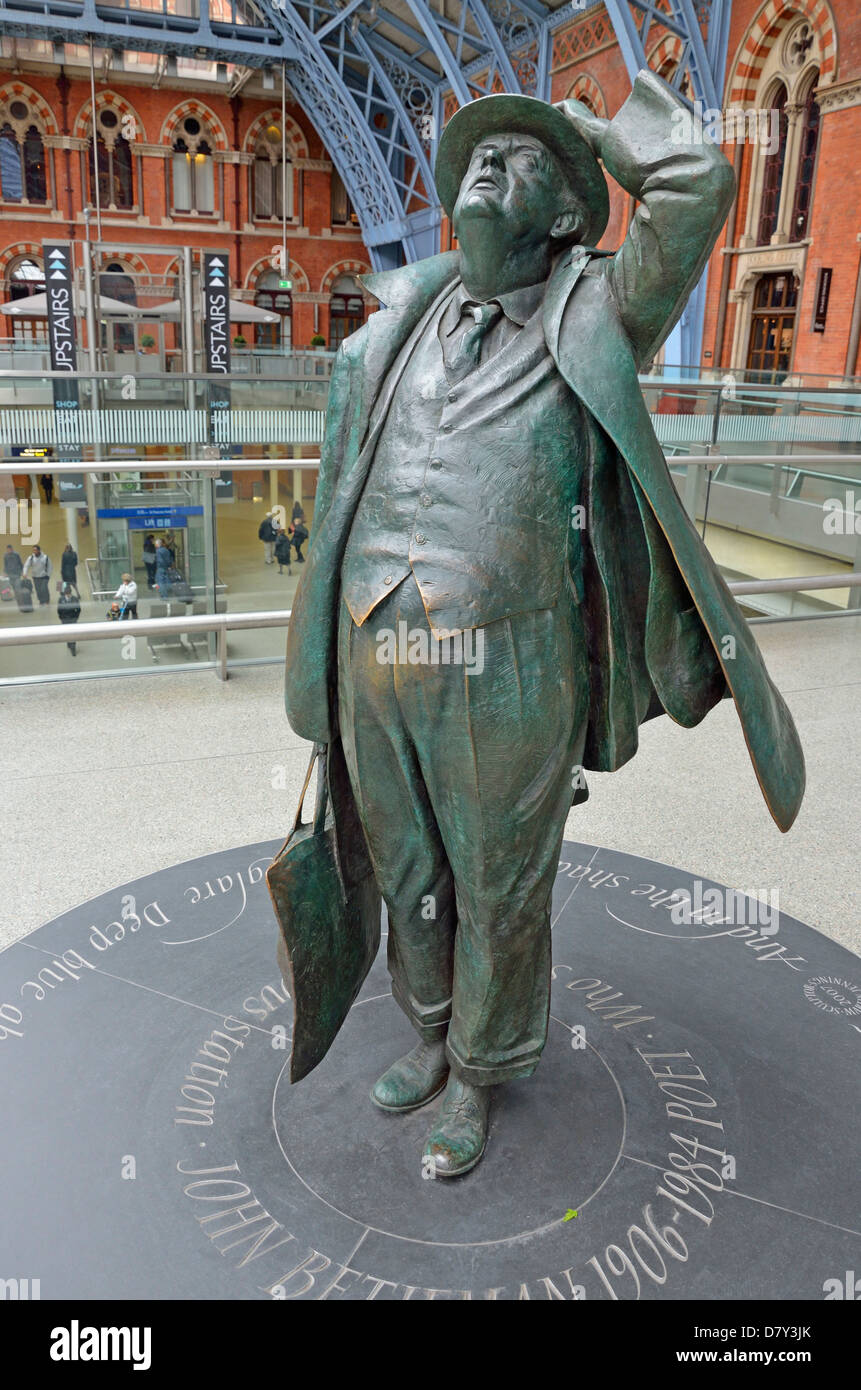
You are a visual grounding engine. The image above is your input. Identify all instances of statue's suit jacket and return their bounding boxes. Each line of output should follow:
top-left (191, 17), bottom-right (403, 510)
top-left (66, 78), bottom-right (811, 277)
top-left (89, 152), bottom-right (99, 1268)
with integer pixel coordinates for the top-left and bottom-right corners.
top-left (285, 69), bottom-right (805, 833)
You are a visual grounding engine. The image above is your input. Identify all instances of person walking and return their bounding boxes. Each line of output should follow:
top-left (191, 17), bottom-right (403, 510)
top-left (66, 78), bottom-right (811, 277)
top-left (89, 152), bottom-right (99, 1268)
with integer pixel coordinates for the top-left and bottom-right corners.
top-left (40, 473), bottom-right (54, 505)
top-left (23, 545), bottom-right (52, 606)
top-left (291, 518), bottom-right (308, 564)
top-left (142, 534), bottom-right (158, 590)
top-left (60, 542), bottom-right (80, 598)
top-left (291, 501), bottom-right (305, 526)
top-left (155, 538), bottom-right (173, 597)
top-left (258, 511), bottom-right (276, 565)
top-left (274, 524), bottom-right (293, 576)
top-left (114, 573), bottom-right (138, 619)
top-left (3, 544), bottom-right (23, 584)
top-left (57, 582), bottom-right (81, 655)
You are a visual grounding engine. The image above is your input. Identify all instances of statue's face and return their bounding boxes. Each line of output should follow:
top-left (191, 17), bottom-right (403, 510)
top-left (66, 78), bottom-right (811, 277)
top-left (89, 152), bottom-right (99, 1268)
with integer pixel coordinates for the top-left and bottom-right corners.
top-left (452, 132), bottom-right (566, 246)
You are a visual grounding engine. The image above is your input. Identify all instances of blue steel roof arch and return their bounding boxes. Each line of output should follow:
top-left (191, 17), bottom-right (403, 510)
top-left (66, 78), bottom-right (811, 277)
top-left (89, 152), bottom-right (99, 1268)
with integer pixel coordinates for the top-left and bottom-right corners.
top-left (0, 0), bottom-right (733, 316)
top-left (602, 0), bottom-right (729, 110)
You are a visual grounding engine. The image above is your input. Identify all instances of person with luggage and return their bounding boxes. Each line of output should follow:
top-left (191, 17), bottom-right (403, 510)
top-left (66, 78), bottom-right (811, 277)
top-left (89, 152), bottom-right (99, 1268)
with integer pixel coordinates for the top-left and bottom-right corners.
top-left (114, 573), bottom-right (138, 619)
top-left (166, 562), bottom-right (193, 604)
top-left (274, 524), bottom-right (293, 576)
top-left (291, 518), bottom-right (309, 564)
top-left (155, 538), bottom-right (173, 597)
top-left (4, 544), bottom-right (23, 584)
top-left (60, 542), bottom-right (80, 598)
top-left (23, 546), bottom-right (52, 606)
top-left (258, 511), bottom-right (276, 565)
top-left (142, 534), bottom-right (158, 590)
top-left (57, 582), bottom-right (81, 655)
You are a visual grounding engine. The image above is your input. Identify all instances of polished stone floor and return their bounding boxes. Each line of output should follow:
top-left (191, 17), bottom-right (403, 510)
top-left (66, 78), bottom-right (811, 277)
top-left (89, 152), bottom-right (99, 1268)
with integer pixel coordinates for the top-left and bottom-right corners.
top-left (0, 614), bottom-right (858, 957)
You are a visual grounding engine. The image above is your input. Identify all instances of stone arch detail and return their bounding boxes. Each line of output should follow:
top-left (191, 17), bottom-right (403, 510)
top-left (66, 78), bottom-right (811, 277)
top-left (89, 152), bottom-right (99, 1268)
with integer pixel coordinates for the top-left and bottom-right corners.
top-left (73, 90), bottom-right (147, 142)
top-left (565, 74), bottom-right (608, 118)
top-left (0, 82), bottom-right (58, 136)
top-left (727, 0), bottom-right (837, 106)
top-left (160, 101), bottom-right (228, 151)
top-left (243, 110), bottom-right (308, 159)
top-left (0, 242), bottom-right (41, 280)
top-left (244, 253), bottom-right (309, 293)
top-left (320, 258), bottom-right (372, 296)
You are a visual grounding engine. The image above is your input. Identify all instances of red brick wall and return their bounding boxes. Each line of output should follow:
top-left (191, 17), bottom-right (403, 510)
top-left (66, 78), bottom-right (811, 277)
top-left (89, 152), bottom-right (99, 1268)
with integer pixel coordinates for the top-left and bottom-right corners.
top-left (0, 70), bottom-right (371, 349)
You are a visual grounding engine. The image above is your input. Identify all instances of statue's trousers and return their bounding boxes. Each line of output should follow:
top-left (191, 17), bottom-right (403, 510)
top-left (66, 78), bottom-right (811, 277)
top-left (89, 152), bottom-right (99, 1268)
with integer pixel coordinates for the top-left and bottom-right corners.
top-left (336, 571), bottom-right (590, 1086)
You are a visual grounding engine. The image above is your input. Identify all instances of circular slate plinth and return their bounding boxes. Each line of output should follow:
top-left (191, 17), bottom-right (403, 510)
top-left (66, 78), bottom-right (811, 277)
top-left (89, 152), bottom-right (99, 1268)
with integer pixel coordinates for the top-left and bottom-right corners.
top-left (1, 840), bottom-right (859, 1302)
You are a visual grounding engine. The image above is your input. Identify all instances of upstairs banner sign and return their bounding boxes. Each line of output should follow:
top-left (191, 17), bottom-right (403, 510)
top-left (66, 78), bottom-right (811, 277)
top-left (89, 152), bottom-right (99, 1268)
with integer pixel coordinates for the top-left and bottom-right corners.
top-left (43, 240), bottom-right (85, 500)
top-left (203, 251), bottom-right (231, 461)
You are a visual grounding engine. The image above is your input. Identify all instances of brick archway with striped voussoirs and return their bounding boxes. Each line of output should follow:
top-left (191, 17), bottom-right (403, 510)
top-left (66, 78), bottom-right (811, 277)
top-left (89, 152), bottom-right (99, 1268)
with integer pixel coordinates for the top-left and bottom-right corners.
top-left (160, 101), bottom-right (228, 151)
top-left (0, 82), bottom-right (58, 136)
top-left (243, 110), bottom-right (309, 160)
top-left (727, 0), bottom-right (837, 106)
top-left (73, 90), bottom-right (148, 143)
top-left (565, 74), bottom-right (607, 119)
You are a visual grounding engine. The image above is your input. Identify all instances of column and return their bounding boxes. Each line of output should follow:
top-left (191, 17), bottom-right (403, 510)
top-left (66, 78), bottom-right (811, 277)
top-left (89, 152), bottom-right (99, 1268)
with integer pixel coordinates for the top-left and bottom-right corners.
top-left (773, 104), bottom-right (804, 244)
top-left (64, 504), bottom-right (79, 553)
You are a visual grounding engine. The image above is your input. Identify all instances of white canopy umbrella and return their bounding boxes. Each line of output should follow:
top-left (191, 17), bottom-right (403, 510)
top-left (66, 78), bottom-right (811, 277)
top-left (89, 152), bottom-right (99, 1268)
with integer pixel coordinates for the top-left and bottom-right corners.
top-left (0, 290), bottom-right (141, 318)
top-left (141, 297), bottom-right (279, 324)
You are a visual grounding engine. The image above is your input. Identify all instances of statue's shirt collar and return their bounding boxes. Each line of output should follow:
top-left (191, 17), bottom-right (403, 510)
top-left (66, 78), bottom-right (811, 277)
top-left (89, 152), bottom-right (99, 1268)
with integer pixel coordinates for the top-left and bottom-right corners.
top-left (447, 276), bottom-right (546, 330)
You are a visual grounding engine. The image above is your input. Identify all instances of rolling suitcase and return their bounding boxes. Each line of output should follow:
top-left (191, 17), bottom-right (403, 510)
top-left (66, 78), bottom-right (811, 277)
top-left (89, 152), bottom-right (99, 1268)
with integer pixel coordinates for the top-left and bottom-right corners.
top-left (167, 566), bottom-right (193, 604)
top-left (14, 578), bottom-right (33, 613)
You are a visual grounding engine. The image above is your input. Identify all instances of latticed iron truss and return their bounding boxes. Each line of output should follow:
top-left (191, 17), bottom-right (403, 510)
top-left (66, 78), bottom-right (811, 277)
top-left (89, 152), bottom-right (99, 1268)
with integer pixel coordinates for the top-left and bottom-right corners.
top-left (0, 0), bottom-right (732, 346)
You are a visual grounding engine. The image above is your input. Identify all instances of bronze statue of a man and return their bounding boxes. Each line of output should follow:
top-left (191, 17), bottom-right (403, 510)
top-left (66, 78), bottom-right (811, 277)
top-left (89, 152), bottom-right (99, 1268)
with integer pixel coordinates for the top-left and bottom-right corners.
top-left (275, 70), bottom-right (804, 1178)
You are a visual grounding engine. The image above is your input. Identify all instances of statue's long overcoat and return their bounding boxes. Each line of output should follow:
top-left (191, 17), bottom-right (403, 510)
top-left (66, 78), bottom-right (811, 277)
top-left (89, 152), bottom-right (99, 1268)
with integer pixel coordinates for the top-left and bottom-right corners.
top-left (284, 70), bottom-right (805, 839)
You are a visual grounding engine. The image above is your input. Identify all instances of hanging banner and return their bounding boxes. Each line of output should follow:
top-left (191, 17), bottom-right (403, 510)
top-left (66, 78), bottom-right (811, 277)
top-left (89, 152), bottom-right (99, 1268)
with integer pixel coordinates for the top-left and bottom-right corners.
top-left (202, 250), bottom-right (231, 460)
top-left (43, 240), bottom-right (85, 501)
top-left (813, 267), bottom-right (832, 334)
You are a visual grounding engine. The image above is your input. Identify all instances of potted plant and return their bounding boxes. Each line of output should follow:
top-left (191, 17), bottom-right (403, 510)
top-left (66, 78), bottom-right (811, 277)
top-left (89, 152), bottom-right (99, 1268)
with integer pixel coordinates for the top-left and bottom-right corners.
top-left (233, 334), bottom-right (247, 348)
top-left (310, 333), bottom-right (326, 349)
top-left (139, 333), bottom-right (156, 353)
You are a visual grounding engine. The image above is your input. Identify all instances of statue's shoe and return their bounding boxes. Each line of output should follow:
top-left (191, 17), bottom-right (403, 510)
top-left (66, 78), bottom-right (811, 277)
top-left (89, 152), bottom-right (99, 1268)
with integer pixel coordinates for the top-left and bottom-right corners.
top-left (371, 1042), bottom-right (449, 1112)
top-left (422, 1074), bottom-right (491, 1178)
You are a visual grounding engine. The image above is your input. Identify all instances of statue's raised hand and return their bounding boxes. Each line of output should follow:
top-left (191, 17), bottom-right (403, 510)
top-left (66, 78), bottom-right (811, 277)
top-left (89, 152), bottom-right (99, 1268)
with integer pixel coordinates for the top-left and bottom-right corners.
top-left (554, 99), bottom-right (610, 161)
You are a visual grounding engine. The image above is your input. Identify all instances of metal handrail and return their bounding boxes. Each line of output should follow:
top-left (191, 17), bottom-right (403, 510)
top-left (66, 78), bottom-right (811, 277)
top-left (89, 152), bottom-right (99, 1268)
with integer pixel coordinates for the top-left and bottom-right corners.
top-left (0, 458), bottom-right (321, 473)
top-left (1, 573), bottom-right (858, 686)
top-left (0, 608), bottom-right (292, 681)
top-left (728, 573), bottom-right (861, 594)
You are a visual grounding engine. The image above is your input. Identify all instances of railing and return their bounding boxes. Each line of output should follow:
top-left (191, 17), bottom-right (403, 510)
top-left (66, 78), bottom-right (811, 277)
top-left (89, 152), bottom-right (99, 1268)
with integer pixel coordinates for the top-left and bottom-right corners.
top-left (0, 608), bottom-right (291, 681)
top-left (1, 576), bottom-right (858, 686)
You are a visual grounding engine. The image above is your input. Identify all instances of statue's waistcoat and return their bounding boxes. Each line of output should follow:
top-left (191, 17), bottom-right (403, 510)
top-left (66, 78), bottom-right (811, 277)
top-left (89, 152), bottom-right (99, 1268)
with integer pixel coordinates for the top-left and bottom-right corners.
top-left (340, 286), bottom-right (589, 637)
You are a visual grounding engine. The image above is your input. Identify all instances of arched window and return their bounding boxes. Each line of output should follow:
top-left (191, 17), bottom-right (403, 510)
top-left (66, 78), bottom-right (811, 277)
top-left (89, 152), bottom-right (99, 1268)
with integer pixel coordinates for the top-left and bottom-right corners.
top-left (253, 124), bottom-right (292, 219)
top-left (790, 77), bottom-right (820, 242)
top-left (330, 170), bottom-right (356, 227)
top-left (253, 269), bottom-right (292, 348)
top-left (5, 256), bottom-right (45, 343)
top-left (100, 262), bottom-right (137, 352)
top-left (746, 273), bottom-right (798, 381)
top-left (171, 115), bottom-right (215, 215)
top-left (757, 84), bottom-right (788, 246)
top-left (328, 274), bottom-right (364, 350)
top-left (0, 101), bottom-right (47, 203)
top-left (88, 108), bottom-right (134, 210)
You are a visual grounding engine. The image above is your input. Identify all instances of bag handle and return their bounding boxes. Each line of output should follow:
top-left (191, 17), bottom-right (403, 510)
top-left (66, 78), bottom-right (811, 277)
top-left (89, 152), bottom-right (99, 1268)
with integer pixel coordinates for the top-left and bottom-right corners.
top-left (291, 743), bottom-right (328, 837)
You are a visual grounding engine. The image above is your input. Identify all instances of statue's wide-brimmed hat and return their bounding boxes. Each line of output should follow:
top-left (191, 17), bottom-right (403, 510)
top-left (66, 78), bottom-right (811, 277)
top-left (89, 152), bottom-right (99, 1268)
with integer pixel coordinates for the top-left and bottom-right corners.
top-left (436, 94), bottom-right (609, 248)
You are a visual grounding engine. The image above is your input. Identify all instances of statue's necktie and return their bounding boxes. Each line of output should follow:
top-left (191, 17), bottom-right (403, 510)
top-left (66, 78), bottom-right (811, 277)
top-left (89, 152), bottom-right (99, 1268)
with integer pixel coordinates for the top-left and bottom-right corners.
top-left (446, 300), bottom-right (504, 381)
